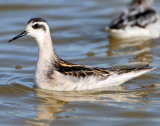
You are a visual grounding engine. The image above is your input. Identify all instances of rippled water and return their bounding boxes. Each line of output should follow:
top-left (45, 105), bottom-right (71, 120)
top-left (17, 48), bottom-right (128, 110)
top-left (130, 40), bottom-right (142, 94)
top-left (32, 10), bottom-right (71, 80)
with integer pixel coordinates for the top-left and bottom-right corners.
top-left (1, 0), bottom-right (160, 125)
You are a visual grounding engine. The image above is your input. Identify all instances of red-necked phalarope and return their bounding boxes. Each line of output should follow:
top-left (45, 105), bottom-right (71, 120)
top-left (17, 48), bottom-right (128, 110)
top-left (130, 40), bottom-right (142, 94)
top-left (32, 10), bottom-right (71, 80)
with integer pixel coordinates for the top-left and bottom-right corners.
top-left (106, 0), bottom-right (160, 39)
top-left (9, 18), bottom-right (155, 91)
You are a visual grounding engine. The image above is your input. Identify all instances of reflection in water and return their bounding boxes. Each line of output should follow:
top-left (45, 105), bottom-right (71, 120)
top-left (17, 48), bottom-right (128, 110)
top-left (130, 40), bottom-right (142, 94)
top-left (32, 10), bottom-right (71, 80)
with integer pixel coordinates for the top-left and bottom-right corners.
top-left (107, 37), bottom-right (153, 62)
top-left (27, 84), bottom-right (158, 126)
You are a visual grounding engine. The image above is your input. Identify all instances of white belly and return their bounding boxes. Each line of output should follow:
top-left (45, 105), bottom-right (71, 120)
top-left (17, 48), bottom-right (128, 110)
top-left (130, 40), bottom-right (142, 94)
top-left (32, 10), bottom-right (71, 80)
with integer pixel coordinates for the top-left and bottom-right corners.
top-left (107, 21), bottom-right (160, 39)
top-left (34, 68), bottom-right (152, 91)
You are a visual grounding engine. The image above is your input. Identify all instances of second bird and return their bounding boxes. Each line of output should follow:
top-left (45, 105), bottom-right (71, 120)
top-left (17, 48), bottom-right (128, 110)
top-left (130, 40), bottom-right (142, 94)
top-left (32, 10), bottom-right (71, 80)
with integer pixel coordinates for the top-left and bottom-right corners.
top-left (106, 0), bottom-right (160, 39)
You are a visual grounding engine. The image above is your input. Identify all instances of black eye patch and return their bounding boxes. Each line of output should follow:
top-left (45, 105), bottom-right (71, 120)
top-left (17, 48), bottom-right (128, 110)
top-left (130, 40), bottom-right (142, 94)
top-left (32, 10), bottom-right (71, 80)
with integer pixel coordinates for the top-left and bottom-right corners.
top-left (32, 23), bottom-right (46, 31)
top-left (32, 23), bottom-right (39, 29)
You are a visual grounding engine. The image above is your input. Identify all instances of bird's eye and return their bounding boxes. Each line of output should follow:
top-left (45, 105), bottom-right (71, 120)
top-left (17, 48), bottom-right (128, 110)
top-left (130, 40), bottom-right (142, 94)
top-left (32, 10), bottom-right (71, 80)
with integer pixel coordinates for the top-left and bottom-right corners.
top-left (32, 23), bottom-right (39, 29)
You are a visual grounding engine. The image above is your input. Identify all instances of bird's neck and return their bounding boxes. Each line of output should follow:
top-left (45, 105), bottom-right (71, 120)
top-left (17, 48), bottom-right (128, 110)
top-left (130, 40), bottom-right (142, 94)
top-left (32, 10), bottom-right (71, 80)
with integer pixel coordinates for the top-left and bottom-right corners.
top-left (37, 32), bottom-right (57, 62)
top-left (35, 32), bottom-right (57, 78)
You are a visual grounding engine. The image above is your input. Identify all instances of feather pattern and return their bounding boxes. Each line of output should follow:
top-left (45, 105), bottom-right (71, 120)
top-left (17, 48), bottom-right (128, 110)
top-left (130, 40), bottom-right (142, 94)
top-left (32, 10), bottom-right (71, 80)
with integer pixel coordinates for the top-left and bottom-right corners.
top-left (55, 58), bottom-right (111, 78)
top-left (109, 3), bottom-right (158, 29)
top-left (53, 58), bottom-right (153, 79)
top-left (107, 0), bottom-right (160, 39)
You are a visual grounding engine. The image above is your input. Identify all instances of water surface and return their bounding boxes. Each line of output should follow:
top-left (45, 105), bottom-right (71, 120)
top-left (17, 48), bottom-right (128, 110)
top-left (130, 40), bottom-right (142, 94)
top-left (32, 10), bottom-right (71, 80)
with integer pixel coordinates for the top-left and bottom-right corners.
top-left (1, 0), bottom-right (160, 125)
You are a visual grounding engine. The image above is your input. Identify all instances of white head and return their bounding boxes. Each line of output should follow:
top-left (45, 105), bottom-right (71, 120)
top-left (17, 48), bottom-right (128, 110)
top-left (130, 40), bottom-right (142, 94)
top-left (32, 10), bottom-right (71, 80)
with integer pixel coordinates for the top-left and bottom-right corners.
top-left (9, 18), bottom-right (50, 43)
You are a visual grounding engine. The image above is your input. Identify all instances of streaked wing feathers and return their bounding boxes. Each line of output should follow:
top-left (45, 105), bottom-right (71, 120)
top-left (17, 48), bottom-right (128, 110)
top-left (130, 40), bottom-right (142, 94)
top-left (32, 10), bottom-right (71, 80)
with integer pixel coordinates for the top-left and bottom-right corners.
top-left (108, 63), bottom-right (153, 74)
top-left (55, 59), bottom-right (111, 78)
top-left (55, 59), bottom-right (153, 78)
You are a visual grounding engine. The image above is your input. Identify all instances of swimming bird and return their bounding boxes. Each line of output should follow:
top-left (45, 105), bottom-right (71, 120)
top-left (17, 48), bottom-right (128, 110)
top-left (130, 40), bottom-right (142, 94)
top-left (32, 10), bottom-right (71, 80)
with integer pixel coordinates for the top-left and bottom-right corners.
top-left (106, 0), bottom-right (160, 39)
top-left (9, 18), bottom-right (155, 91)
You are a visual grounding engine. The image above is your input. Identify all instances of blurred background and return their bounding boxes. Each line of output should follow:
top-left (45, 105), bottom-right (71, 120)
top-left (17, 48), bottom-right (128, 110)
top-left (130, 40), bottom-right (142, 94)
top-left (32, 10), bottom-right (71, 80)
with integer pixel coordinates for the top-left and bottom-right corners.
top-left (0, 0), bottom-right (160, 125)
